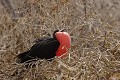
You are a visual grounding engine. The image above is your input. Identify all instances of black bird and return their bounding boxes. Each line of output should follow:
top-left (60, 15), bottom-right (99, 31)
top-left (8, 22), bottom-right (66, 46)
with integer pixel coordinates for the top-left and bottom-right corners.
top-left (17, 30), bottom-right (71, 63)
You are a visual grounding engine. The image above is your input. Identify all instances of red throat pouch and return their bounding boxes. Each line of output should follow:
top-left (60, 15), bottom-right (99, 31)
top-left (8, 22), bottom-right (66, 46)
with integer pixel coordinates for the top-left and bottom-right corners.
top-left (55, 32), bottom-right (71, 58)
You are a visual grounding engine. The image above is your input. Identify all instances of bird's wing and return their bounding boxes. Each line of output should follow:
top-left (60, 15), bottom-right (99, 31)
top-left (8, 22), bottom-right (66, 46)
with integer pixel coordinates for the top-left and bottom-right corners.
top-left (27, 38), bottom-right (59, 58)
top-left (17, 38), bottom-right (60, 63)
top-left (30, 38), bottom-right (57, 51)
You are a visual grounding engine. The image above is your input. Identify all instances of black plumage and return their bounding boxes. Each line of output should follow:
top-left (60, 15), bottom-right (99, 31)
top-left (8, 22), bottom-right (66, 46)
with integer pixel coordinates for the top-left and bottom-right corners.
top-left (17, 30), bottom-right (60, 63)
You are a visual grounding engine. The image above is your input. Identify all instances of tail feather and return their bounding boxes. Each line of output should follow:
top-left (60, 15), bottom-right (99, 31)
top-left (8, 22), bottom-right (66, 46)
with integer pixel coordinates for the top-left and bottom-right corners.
top-left (17, 51), bottom-right (30, 63)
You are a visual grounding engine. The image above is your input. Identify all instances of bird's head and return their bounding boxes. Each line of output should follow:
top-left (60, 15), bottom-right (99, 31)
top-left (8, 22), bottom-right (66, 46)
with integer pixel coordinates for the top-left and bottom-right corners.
top-left (53, 29), bottom-right (71, 58)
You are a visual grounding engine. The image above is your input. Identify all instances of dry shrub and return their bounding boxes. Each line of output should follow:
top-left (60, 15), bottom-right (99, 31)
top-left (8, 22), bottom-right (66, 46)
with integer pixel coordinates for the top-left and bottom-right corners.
top-left (0, 0), bottom-right (120, 80)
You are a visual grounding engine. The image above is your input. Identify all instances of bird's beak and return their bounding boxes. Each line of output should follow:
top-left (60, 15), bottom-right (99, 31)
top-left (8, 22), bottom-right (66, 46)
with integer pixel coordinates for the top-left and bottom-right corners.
top-left (60, 29), bottom-right (66, 32)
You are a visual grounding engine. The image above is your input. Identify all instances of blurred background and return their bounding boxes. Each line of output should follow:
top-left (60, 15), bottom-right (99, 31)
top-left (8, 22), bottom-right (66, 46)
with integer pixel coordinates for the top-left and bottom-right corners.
top-left (0, 0), bottom-right (120, 80)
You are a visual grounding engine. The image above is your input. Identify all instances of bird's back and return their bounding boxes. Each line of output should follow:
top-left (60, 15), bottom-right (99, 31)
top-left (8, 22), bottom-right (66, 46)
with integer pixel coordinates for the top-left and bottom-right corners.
top-left (17, 37), bottom-right (60, 63)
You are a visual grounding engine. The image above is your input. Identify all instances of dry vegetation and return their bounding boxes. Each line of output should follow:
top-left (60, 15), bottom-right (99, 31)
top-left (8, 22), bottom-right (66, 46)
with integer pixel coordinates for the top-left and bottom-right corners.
top-left (0, 0), bottom-right (120, 80)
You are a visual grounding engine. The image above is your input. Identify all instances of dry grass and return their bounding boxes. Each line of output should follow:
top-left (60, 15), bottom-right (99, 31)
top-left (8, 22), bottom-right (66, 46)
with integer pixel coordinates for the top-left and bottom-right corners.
top-left (0, 0), bottom-right (120, 80)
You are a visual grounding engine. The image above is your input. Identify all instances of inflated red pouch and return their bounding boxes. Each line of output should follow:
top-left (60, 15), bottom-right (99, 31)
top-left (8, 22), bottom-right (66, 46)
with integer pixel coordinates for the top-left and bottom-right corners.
top-left (55, 32), bottom-right (71, 57)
